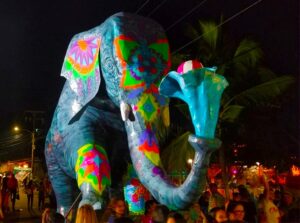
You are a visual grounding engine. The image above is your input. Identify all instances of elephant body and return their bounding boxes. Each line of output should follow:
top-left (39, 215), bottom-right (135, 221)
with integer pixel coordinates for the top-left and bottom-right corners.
top-left (45, 12), bottom-right (228, 217)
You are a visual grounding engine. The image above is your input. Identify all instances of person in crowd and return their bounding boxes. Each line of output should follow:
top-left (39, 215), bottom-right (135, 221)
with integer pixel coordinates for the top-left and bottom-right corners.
top-left (257, 176), bottom-right (281, 223)
top-left (141, 199), bottom-right (158, 223)
top-left (198, 190), bottom-right (211, 217)
top-left (22, 177), bottom-right (28, 188)
top-left (186, 202), bottom-right (207, 223)
top-left (7, 172), bottom-right (19, 212)
top-left (226, 201), bottom-right (246, 223)
top-left (208, 183), bottom-right (225, 212)
top-left (167, 211), bottom-right (186, 223)
top-left (25, 180), bottom-right (35, 210)
top-left (237, 185), bottom-right (256, 223)
top-left (54, 212), bottom-right (65, 223)
top-left (41, 203), bottom-right (56, 223)
top-left (75, 204), bottom-right (98, 223)
top-left (273, 189), bottom-right (281, 207)
top-left (208, 207), bottom-right (228, 223)
top-left (0, 181), bottom-right (3, 220)
top-left (43, 176), bottom-right (52, 197)
top-left (152, 204), bottom-right (170, 223)
top-left (114, 216), bottom-right (134, 223)
top-left (232, 192), bottom-right (241, 202)
top-left (41, 205), bottom-right (52, 223)
top-left (1, 173), bottom-right (9, 213)
top-left (42, 202), bottom-right (65, 223)
top-left (279, 189), bottom-right (300, 223)
top-left (38, 181), bottom-right (45, 210)
top-left (101, 197), bottom-right (128, 223)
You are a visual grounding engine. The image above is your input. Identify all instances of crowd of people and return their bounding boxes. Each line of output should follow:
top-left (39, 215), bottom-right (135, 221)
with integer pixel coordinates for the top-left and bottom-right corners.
top-left (45, 175), bottom-right (299, 223)
top-left (1, 171), bottom-right (299, 223)
top-left (0, 172), bottom-right (19, 219)
top-left (0, 172), bottom-right (53, 220)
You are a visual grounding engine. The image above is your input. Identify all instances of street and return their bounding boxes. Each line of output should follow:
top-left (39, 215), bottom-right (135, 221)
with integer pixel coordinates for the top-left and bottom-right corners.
top-left (2, 187), bottom-right (41, 223)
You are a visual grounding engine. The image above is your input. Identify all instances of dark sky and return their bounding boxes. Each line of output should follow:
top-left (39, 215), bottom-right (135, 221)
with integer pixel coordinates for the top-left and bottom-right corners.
top-left (0, 0), bottom-right (299, 132)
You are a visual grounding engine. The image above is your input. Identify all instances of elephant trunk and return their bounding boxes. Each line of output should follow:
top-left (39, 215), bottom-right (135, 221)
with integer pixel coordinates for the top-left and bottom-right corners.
top-left (124, 117), bottom-right (221, 210)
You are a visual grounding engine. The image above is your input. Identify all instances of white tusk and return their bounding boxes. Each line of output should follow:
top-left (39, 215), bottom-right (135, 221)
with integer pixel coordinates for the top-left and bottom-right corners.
top-left (120, 101), bottom-right (131, 121)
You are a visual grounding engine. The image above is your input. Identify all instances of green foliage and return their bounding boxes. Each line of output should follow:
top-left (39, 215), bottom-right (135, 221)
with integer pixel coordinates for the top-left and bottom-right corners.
top-left (160, 18), bottom-right (295, 172)
top-left (161, 131), bottom-right (194, 173)
top-left (198, 21), bottom-right (219, 51)
top-left (224, 75), bottom-right (295, 108)
top-left (233, 38), bottom-right (263, 68)
top-left (220, 105), bottom-right (245, 123)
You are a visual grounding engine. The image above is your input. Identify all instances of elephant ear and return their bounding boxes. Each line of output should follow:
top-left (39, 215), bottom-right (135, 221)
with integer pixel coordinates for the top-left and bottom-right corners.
top-left (61, 34), bottom-right (101, 120)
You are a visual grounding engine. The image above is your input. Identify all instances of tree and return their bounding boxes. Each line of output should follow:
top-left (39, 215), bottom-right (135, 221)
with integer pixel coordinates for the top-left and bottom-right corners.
top-left (160, 19), bottom-right (295, 186)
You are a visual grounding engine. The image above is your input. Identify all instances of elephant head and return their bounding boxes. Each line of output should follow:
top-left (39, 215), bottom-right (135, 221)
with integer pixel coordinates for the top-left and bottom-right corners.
top-left (58, 12), bottom-right (228, 210)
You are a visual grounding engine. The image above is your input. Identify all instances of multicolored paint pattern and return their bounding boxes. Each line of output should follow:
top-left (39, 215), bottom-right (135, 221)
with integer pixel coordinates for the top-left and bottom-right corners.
top-left (114, 35), bottom-right (170, 91)
top-left (114, 34), bottom-right (170, 168)
top-left (135, 93), bottom-right (160, 123)
top-left (138, 126), bottom-right (160, 166)
top-left (75, 144), bottom-right (110, 194)
top-left (65, 37), bottom-right (101, 80)
top-left (124, 165), bottom-right (150, 214)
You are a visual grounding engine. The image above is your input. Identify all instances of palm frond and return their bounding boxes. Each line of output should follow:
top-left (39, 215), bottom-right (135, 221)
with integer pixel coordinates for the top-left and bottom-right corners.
top-left (233, 39), bottom-right (263, 67)
top-left (257, 67), bottom-right (277, 82)
top-left (220, 105), bottom-right (245, 123)
top-left (185, 24), bottom-right (200, 40)
top-left (199, 21), bottom-right (219, 51)
top-left (161, 131), bottom-right (194, 173)
top-left (224, 76), bottom-right (295, 107)
top-left (185, 23), bottom-right (213, 62)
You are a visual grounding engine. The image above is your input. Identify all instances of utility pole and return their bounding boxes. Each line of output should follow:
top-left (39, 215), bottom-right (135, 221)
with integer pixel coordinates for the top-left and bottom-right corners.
top-left (24, 110), bottom-right (45, 177)
top-left (31, 131), bottom-right (35, 176)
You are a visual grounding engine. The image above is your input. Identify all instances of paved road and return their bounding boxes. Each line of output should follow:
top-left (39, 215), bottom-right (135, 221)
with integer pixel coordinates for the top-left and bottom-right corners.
top-left (2, 187), bottom-right (42, 223)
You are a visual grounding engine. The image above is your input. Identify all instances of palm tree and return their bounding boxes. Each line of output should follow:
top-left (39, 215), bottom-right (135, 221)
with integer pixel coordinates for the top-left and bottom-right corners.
top-left (160, 19), bottom-right (295, 193)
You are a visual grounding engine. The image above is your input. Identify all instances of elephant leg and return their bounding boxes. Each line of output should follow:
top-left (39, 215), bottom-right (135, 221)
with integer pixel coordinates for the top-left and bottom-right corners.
top-left (75, 143), bottom-right (111, 210)
top-left (45, 144), bottom-right (78, 217)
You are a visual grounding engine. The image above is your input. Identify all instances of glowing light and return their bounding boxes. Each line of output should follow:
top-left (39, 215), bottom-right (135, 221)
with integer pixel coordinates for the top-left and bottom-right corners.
top-left (291, 165), bottom-right (300, 176)
top-left (187, 158), bottom-right (193, 164)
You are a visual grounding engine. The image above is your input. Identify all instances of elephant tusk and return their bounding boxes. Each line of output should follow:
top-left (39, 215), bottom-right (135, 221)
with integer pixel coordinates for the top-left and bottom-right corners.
top-left (120, 101), bottom-right (131, 121)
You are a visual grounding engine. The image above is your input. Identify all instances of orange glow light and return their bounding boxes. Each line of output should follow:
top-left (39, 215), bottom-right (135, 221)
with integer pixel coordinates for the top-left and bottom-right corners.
top-left (291, 165), bottom-right (300, 176)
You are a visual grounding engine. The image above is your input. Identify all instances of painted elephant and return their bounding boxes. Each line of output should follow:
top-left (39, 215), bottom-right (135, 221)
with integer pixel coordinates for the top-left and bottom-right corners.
top-left (45, 12), bottom-right (228, 217)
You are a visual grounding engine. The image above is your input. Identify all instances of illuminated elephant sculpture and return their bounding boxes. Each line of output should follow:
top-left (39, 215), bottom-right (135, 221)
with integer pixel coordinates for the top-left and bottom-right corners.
top-left (45, 12), bottom-right (228, 217)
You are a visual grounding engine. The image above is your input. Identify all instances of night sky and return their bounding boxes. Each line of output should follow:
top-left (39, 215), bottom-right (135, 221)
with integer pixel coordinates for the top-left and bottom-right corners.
top-left (0, 0), bottom-right (299, 136)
